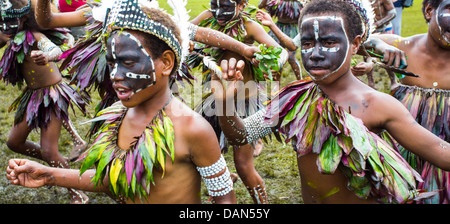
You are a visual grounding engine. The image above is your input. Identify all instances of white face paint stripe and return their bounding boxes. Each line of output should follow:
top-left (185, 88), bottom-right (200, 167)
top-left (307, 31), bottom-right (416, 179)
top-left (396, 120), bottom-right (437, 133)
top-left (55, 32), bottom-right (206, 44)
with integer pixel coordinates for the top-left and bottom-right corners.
top-left (300, 16), bottom-right (349, 80)
top-left (436, 2), bottom-right (450, 43)
top-left (314, 19), bottom-right (319, 41)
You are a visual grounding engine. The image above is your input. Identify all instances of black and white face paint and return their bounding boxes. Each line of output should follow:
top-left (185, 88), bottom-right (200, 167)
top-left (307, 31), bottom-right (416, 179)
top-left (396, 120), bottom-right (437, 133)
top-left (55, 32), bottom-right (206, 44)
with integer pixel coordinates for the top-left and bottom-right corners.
top-left (436, 0), bottom-right (450, 45)
top-left (300, 16), bottom-right (349, 81)
top-left (107, 31), bottom-right (156, 100)
top-left (210, 0), bottom-right (238, 25)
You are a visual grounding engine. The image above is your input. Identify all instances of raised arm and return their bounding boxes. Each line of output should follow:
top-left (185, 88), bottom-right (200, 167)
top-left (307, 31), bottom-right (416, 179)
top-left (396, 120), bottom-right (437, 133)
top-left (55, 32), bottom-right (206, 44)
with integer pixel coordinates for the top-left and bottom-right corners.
top-left (377, 95), bottom-right (450, 171)
top-left (191, 25), bottom-right (259, 61)
top-left (210, 58), bottom-right (276, 146)
top-left (255, 9), bottom-right (298, 51)
top-left (6, 159), bottom-right (110, 193)
top-left (35, 0), bottom-right (89, 28)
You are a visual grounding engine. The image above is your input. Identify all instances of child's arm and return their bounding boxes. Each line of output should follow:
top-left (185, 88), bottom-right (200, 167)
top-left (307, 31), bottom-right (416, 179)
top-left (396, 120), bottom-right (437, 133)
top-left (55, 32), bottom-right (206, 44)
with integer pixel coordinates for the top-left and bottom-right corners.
top-left (364, 35), bottom-right (409, 68)
top-left (6, 159), bottom-right (110, 193)
top-left (255, 10), bottom-right (298, 51)
top-left (192, 25), bottom-right (259, 61)
top-left (374, 0), bottom-right (396, 29)
top-left (210, 58), bottom-right (277, 146)
top-left (245, 18), bottom-right (289, 69)
top-left (35, 0), bottom-right (89, 28)
top-left (375, 94), bottom-right (450, 171)
top-left (30, 32), bottom-right (63, 65)
top-left (258, 0), bottom-right (269, 9)
top-left (187, 114), bottom-right (237, 204)
top-left (189, 10), bottom-right (213, 25)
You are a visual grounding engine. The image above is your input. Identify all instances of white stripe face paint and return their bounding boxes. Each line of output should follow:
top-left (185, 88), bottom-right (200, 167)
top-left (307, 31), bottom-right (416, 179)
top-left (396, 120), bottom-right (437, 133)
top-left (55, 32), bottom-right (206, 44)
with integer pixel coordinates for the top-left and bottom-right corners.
top-left (299, 16), bottom-right (349, 81)
top-left (107, 31), bottom-right (157, 99)
top-left (210, 0), bottom-right (238, 25)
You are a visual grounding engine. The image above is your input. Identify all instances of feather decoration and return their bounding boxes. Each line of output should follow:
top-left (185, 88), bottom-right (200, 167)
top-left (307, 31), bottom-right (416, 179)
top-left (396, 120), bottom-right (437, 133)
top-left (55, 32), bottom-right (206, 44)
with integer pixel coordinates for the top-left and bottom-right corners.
top-left (91, 0), bottom-right (115, 22)
top-left (167, 0), bottom-right (191, 65)
top-left (265, 79), bottom-right (425, 203)
top-left (79, 102), bottom-right (176, 200)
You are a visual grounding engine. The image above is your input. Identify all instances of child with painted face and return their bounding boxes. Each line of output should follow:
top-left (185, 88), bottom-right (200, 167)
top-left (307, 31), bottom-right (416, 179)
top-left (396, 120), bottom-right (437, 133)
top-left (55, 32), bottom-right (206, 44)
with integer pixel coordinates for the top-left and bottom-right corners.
top-left (366, 0), bottom-right (450, 203)
top-left (7, 1), bottom-right (237, 204)
top-left (190, 0), bottom-right (288, 204)
top-left (0, 0), bottom-right (89, 204)
top-left (211, 0), bottom-right (450, 204)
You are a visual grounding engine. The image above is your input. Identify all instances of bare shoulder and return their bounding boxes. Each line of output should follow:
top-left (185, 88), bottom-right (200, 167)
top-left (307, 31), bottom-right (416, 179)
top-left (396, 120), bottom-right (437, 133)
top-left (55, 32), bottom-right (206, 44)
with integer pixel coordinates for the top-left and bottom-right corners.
top-left (167, 99), bottom-right (217, 143)
top-left (363, 88), bottom-right (410, 121)
top-left (190, 10), bottom-right (213, 25)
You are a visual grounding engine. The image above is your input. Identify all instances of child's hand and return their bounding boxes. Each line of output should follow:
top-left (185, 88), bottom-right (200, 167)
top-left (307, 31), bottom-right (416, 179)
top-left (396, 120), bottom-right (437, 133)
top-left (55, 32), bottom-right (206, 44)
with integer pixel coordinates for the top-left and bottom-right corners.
top-left (351, 61), bottom-right (373, 76)
top-left (243, 45), bottom-right (260, 64)
top-left (30, 50), bottom-right (49, 66)
top-left (255, 10), bottom-right (274, 27)
top-left (219, 58), bottom-right (245, 81)
top-left (380, 45), bottom-right (407, 69)
top-left (210, 58), bottom-right (245, 103)
top-left (6, 159), bottom-right (49, 188)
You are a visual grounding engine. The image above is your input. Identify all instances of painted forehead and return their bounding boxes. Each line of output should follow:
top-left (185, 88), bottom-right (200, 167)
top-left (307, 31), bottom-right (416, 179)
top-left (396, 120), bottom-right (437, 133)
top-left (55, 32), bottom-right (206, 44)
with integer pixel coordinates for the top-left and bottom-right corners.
top-left (301, 16), bottom-right (346, 34)
top-left (211, 0), bottom-right (237, 6)
top-left (109, 31), bottom-right (150, 56)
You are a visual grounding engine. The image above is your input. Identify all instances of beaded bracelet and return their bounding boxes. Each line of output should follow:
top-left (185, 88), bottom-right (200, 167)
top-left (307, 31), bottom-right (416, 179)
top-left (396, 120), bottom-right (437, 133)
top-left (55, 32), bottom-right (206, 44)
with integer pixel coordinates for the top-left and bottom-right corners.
top-left (243, 110), bottom-right (272, 144)
top-left (188, 23), bottom-right (198, 41)
top-left (196, 155), bottom-right (233, 197)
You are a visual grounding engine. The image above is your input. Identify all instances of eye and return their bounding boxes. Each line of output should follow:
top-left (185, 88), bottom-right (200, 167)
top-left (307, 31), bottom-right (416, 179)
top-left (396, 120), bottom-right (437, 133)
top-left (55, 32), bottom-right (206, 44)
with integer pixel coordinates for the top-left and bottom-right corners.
top-left (122, 60), bottom-right (137, 67)
top-left (107, 61), bottom-right (115, 68)
top-left (322, 40), bottom-right (337, 47)
top-left (301, 40), bottom-right (313, 48)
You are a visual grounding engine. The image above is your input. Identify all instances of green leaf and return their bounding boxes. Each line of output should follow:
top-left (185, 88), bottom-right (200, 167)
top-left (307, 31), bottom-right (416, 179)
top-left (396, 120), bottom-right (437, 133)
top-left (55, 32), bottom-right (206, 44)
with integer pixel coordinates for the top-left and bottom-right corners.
top-left (317, 135), bottom-right (343, 174)
top-left (13, 31), bottom-right (26, 45)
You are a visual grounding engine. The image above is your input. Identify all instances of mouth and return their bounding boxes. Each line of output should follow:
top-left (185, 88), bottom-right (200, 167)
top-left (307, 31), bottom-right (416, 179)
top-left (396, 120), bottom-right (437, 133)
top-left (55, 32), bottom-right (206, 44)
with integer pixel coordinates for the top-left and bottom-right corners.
top-left (113, 83), bottom-right (133, 101)
top-left (307, 66), bottom-right (331, 76)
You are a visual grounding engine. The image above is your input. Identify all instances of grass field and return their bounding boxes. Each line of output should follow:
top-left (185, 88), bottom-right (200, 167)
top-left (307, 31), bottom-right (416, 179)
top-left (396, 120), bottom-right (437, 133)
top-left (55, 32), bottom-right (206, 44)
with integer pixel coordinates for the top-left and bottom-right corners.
top-left (0, 1), bottom-right (429, 204)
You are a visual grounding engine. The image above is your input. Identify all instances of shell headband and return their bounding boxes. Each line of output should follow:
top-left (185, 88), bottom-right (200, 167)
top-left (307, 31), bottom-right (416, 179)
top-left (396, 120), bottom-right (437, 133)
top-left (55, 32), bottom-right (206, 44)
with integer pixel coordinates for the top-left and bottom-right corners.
top-left (101, 0), bottom-right (190, 69)
top-left (1, 0), bottom-right (31, 19)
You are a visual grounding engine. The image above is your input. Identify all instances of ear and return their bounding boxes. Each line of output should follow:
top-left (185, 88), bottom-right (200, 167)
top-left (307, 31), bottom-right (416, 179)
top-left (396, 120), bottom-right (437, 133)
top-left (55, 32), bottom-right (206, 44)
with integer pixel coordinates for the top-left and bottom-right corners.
top-left (160, 50), bottom-right (175, 77)
top-left (424, 2), bottom-right (434, 22)
top-left (351, 35), bottom-right (362, 55)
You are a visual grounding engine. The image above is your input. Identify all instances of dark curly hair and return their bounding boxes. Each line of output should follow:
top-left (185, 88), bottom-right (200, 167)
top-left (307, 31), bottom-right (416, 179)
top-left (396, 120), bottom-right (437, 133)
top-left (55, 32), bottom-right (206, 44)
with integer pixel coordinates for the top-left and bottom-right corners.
top-left (299, 0), bottom-right (364, 41)
top-left (422, 0), bottom-right (443, 23)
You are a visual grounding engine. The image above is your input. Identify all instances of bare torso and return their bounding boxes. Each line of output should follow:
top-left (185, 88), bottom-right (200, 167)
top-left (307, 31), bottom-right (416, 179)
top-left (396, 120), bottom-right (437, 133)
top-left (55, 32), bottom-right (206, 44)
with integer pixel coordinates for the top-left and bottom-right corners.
top-left (21, 32), bottom-right (62, 89)
top-left (117, 99), bottom-right (209, 204)
top-left (397, 34), bottom-right (450, 90)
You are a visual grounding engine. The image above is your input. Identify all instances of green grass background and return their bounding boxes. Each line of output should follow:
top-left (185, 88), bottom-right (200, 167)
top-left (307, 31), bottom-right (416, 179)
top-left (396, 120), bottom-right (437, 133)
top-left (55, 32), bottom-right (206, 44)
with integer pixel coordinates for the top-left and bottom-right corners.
top-left (0, 0), bottom-right (428, 204)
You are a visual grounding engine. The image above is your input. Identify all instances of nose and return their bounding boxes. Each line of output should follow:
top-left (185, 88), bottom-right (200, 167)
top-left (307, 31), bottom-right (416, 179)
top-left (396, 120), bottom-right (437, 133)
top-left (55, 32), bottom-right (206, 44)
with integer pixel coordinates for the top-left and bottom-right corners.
top-left (216, 8), bottom-right (221, 17)
top-left (110, 64), bottom-right (125, 81)
top-left (310, 44), bottom-right (324, 61)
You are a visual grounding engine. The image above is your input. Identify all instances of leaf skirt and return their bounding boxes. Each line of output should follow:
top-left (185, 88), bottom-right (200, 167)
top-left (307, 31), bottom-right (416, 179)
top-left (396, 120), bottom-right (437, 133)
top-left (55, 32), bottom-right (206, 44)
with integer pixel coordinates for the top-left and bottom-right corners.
top-left (393, 84), bottom-right (450, 203)
top-left (8, 81), bottom-right (88, 130)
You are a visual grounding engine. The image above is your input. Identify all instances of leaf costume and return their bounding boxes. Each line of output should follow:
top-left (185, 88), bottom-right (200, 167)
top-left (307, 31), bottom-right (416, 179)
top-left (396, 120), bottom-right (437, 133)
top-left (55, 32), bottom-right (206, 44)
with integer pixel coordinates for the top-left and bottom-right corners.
top-left (78, 97), bottom-right (176, 201)
top-left (264, 0), bottom-right (303, 40)
top-left (392, 84), bottom-right (450, 203)
top-left (0, 29), bottom-right (88, 130)
top-left (264, 79), bottom-right (423, 203)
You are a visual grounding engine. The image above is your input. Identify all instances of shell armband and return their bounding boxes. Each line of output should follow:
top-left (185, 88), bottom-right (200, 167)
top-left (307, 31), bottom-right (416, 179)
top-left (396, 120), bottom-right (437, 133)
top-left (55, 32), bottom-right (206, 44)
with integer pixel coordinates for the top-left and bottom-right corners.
top-left (196, 155), bottom-right (233, 197)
